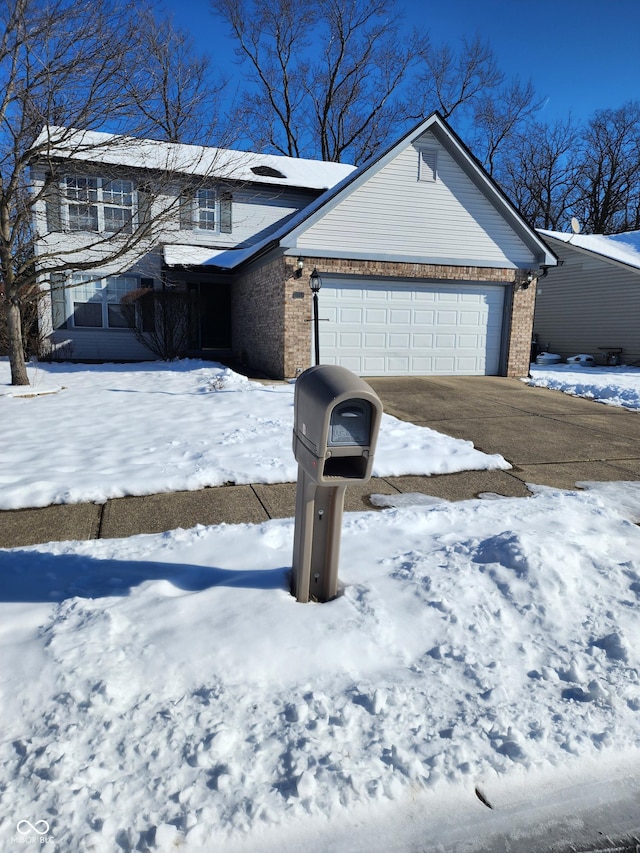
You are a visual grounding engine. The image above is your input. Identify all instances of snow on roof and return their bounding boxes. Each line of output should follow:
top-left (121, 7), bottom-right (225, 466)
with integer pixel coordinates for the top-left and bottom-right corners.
top-left (33, 126), bottom-right (355, 192)
top-left (540, 229), bottom-right (640, 272)
top-left (163, 244), bottom-right (254, 269)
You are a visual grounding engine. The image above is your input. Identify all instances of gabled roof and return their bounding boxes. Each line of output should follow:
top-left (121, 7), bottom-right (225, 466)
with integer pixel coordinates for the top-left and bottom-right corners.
top-left (540, 229), bottom-right (640, 273)
top-left (168, 113), bottom-right (558, 272)
top-left (277, 113), bottom-right (557, 268)
top-left (32, 126), bottom-right (355, 192)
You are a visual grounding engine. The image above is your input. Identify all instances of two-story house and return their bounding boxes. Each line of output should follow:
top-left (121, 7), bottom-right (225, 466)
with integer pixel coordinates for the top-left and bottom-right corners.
top-left (34, 114), bottom-right (556, 378)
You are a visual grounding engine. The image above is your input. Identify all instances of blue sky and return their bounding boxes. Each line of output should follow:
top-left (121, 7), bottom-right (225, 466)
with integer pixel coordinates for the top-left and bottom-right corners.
top-left (162, 0), bottom-right (639, 127)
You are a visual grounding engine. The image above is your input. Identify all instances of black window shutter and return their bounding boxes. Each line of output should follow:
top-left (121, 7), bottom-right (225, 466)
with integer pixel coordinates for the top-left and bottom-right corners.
top-left (50, 272), bottom-right (67, 329)
top-left (138, 185), bottom-right (152, 230)
top-left (179, 190), bottom-right (194, 230)
top-left (45, 177), bottom-right (62, 232)
top-left (220, 191), bottom-right (232, 233)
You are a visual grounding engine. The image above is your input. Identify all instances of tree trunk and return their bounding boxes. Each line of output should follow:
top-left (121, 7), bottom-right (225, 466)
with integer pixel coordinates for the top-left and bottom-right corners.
top-left (5, 298), bottom-right (30, 385)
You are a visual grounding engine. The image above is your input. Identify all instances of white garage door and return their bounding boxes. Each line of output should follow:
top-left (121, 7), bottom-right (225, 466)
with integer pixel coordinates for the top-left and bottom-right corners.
top-left (317, 280), bottom-right (506, 376)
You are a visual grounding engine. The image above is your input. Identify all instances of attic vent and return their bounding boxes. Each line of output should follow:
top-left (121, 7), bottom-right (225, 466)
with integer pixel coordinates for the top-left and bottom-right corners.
top-left (418, 149), bottom-right (437, 182)
top-left (251, 165), bottom-right (286, 179)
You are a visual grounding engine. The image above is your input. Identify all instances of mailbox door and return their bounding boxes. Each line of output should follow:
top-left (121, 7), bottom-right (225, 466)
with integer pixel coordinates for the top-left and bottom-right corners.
top-left (328, 399), bottom-right (372, 447)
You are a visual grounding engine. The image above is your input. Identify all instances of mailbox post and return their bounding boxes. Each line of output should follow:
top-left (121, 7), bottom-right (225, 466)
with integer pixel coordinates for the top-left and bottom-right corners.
top-left (291, 365), bottom-right (383, 603)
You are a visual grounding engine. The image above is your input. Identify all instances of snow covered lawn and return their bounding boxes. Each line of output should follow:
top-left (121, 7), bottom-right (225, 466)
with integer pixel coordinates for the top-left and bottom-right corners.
top-left (526, 363), bottom-right (640, 410)
top-left (0, 359), bottom-right (508, 510)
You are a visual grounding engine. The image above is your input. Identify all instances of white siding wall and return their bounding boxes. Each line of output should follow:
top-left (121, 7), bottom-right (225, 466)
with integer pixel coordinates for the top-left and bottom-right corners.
top-left (534, 240), bottom-right (640, 365)
top-left (294, 131), bottom-right (536, 267)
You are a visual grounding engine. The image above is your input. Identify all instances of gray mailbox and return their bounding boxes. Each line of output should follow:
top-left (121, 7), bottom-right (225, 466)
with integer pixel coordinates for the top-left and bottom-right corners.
top-left (292, 365), bottom-right (382, 485)
top-left (291, 365), bottom-right (383, 603)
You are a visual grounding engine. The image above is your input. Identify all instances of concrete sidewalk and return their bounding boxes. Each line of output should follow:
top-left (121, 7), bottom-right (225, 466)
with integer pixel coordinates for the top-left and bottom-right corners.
top-left (2, 376), bottom-right (639, 549)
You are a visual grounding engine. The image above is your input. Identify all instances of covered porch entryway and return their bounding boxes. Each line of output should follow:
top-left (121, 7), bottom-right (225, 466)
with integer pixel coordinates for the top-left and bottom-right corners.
top-left (164, 267), bottom-right (233, 358)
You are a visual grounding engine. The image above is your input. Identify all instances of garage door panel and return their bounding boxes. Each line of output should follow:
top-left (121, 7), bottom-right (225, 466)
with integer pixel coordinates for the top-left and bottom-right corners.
top-left (322, 331), bottom-right (338, 347)
top-left (456, 357), bottom-right (479, 371)
top-left (434, 356), bottom-right (456, 371)
top-left (318, 280), bottom-right (505, 376)
top-left (365, 333), bottom-right (386, 347)
top-left (338, 332), bottom-right (363, 347)
top-left (363, 356), bottom-right (387, 372)
top-left (458, 334), bottom-right (481, 348)
top-left (411, 357), bottom-right (433, 371)
top-left (414, 290), bottom-right (437, 303)
top-left (388, 357), bottom-right (410, 371)
top-left (412, 334), bottom-right (434, 347)
top-left (389, 309), bottom-right (411, 323)
top-left (339, 307), bottom-right (363, 323)
top-left (435, 334), bottom-right (456, 348)
top-left (389, 333), bottom-right (411, 347)
top-left (460, 311), bottom-right (482, 326)
top-left (323, 306), bottom-right (338, 322)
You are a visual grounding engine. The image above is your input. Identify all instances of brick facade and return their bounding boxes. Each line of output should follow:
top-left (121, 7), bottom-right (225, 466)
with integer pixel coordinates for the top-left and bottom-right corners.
top-left (233, 253), bottom-right (535, 379)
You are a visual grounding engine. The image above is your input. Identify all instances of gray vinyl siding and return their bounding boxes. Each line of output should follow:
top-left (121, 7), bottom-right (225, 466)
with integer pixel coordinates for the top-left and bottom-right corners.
top-left (534, 239), bottom-right (640, 365)
top-left (293, 131), bottom-right (537, 268)
top-left (49, 328), bottom-right (155, 360)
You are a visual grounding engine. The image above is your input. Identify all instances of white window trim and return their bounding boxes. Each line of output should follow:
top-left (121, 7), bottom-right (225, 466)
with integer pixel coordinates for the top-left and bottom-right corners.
top-left (63, 176), bottom-right (137, 233)
top-left (181, 186), bottom-right (232, 233)
top-left (418, 148), bottom-right (438, 183)
top-left (196, 188), bottom-right (217, 231)
top-left (68, 273), bottom-right (139, 330)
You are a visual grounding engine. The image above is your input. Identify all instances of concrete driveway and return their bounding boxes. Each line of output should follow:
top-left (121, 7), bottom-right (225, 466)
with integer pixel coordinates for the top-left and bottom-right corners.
top-left (2, 376), bottom-right (639, 548)
top-left (368, 375), bottom-right (640, 489)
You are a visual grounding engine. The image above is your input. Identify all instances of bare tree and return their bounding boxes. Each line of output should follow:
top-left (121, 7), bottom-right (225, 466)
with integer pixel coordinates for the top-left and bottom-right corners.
top-left (210, 0), bottom-right (418, 163)
top-left (408, 35), bottom-right (503, 123)
top-left (495, 117), bottom-right (581, 231)
top-left (572, 101), bottom-right (640, 234)
top-left (120, 286), bottom-right (191, 360)
top-left (0, 0), bottom-right (224, 385)
top-left (469, 78), bottom-right (543, 176)
top-left (120, 9), bottom-right (230, 146)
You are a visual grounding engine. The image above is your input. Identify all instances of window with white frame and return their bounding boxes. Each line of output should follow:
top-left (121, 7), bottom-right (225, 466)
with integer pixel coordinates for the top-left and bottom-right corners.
top-left (180, 187), bottom-right (232, 233)
top-left (69, 274), bottom-right (138, 329)
top-left (64, 176), bottom-right (135, 233)
top-left (196, 189), bottom-right (217, 230)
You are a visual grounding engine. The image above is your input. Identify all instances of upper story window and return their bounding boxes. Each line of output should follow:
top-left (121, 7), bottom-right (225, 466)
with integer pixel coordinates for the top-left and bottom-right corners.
top-left (181, 187), bottom-right (232, 234)
top-left (65, 176), bottom-right (134, 233)
top-left (196, 189), bottom-right (217, 230)
top-left (418, 149), bottom-right (437, 183)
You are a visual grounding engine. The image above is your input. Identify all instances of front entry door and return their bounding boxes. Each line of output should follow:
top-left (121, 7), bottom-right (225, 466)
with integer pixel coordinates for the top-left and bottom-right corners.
top-left (189, 282), bottom-right (232, 350)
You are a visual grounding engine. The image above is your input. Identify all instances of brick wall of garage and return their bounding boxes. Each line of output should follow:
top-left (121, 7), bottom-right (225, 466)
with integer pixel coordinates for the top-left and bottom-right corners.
top-left (232, 255), bottom-right (287, 377)
top-left (234, 255), bottom-right (535, 379)
top-left (506, 273), bottom-right (537, 377)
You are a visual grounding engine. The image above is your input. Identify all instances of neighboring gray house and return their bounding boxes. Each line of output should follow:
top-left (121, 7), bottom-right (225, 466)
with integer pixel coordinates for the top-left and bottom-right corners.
top-left (535, 230), bottom-right (640, 366)
top-left (35, 113), bottom-right (556, 378)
